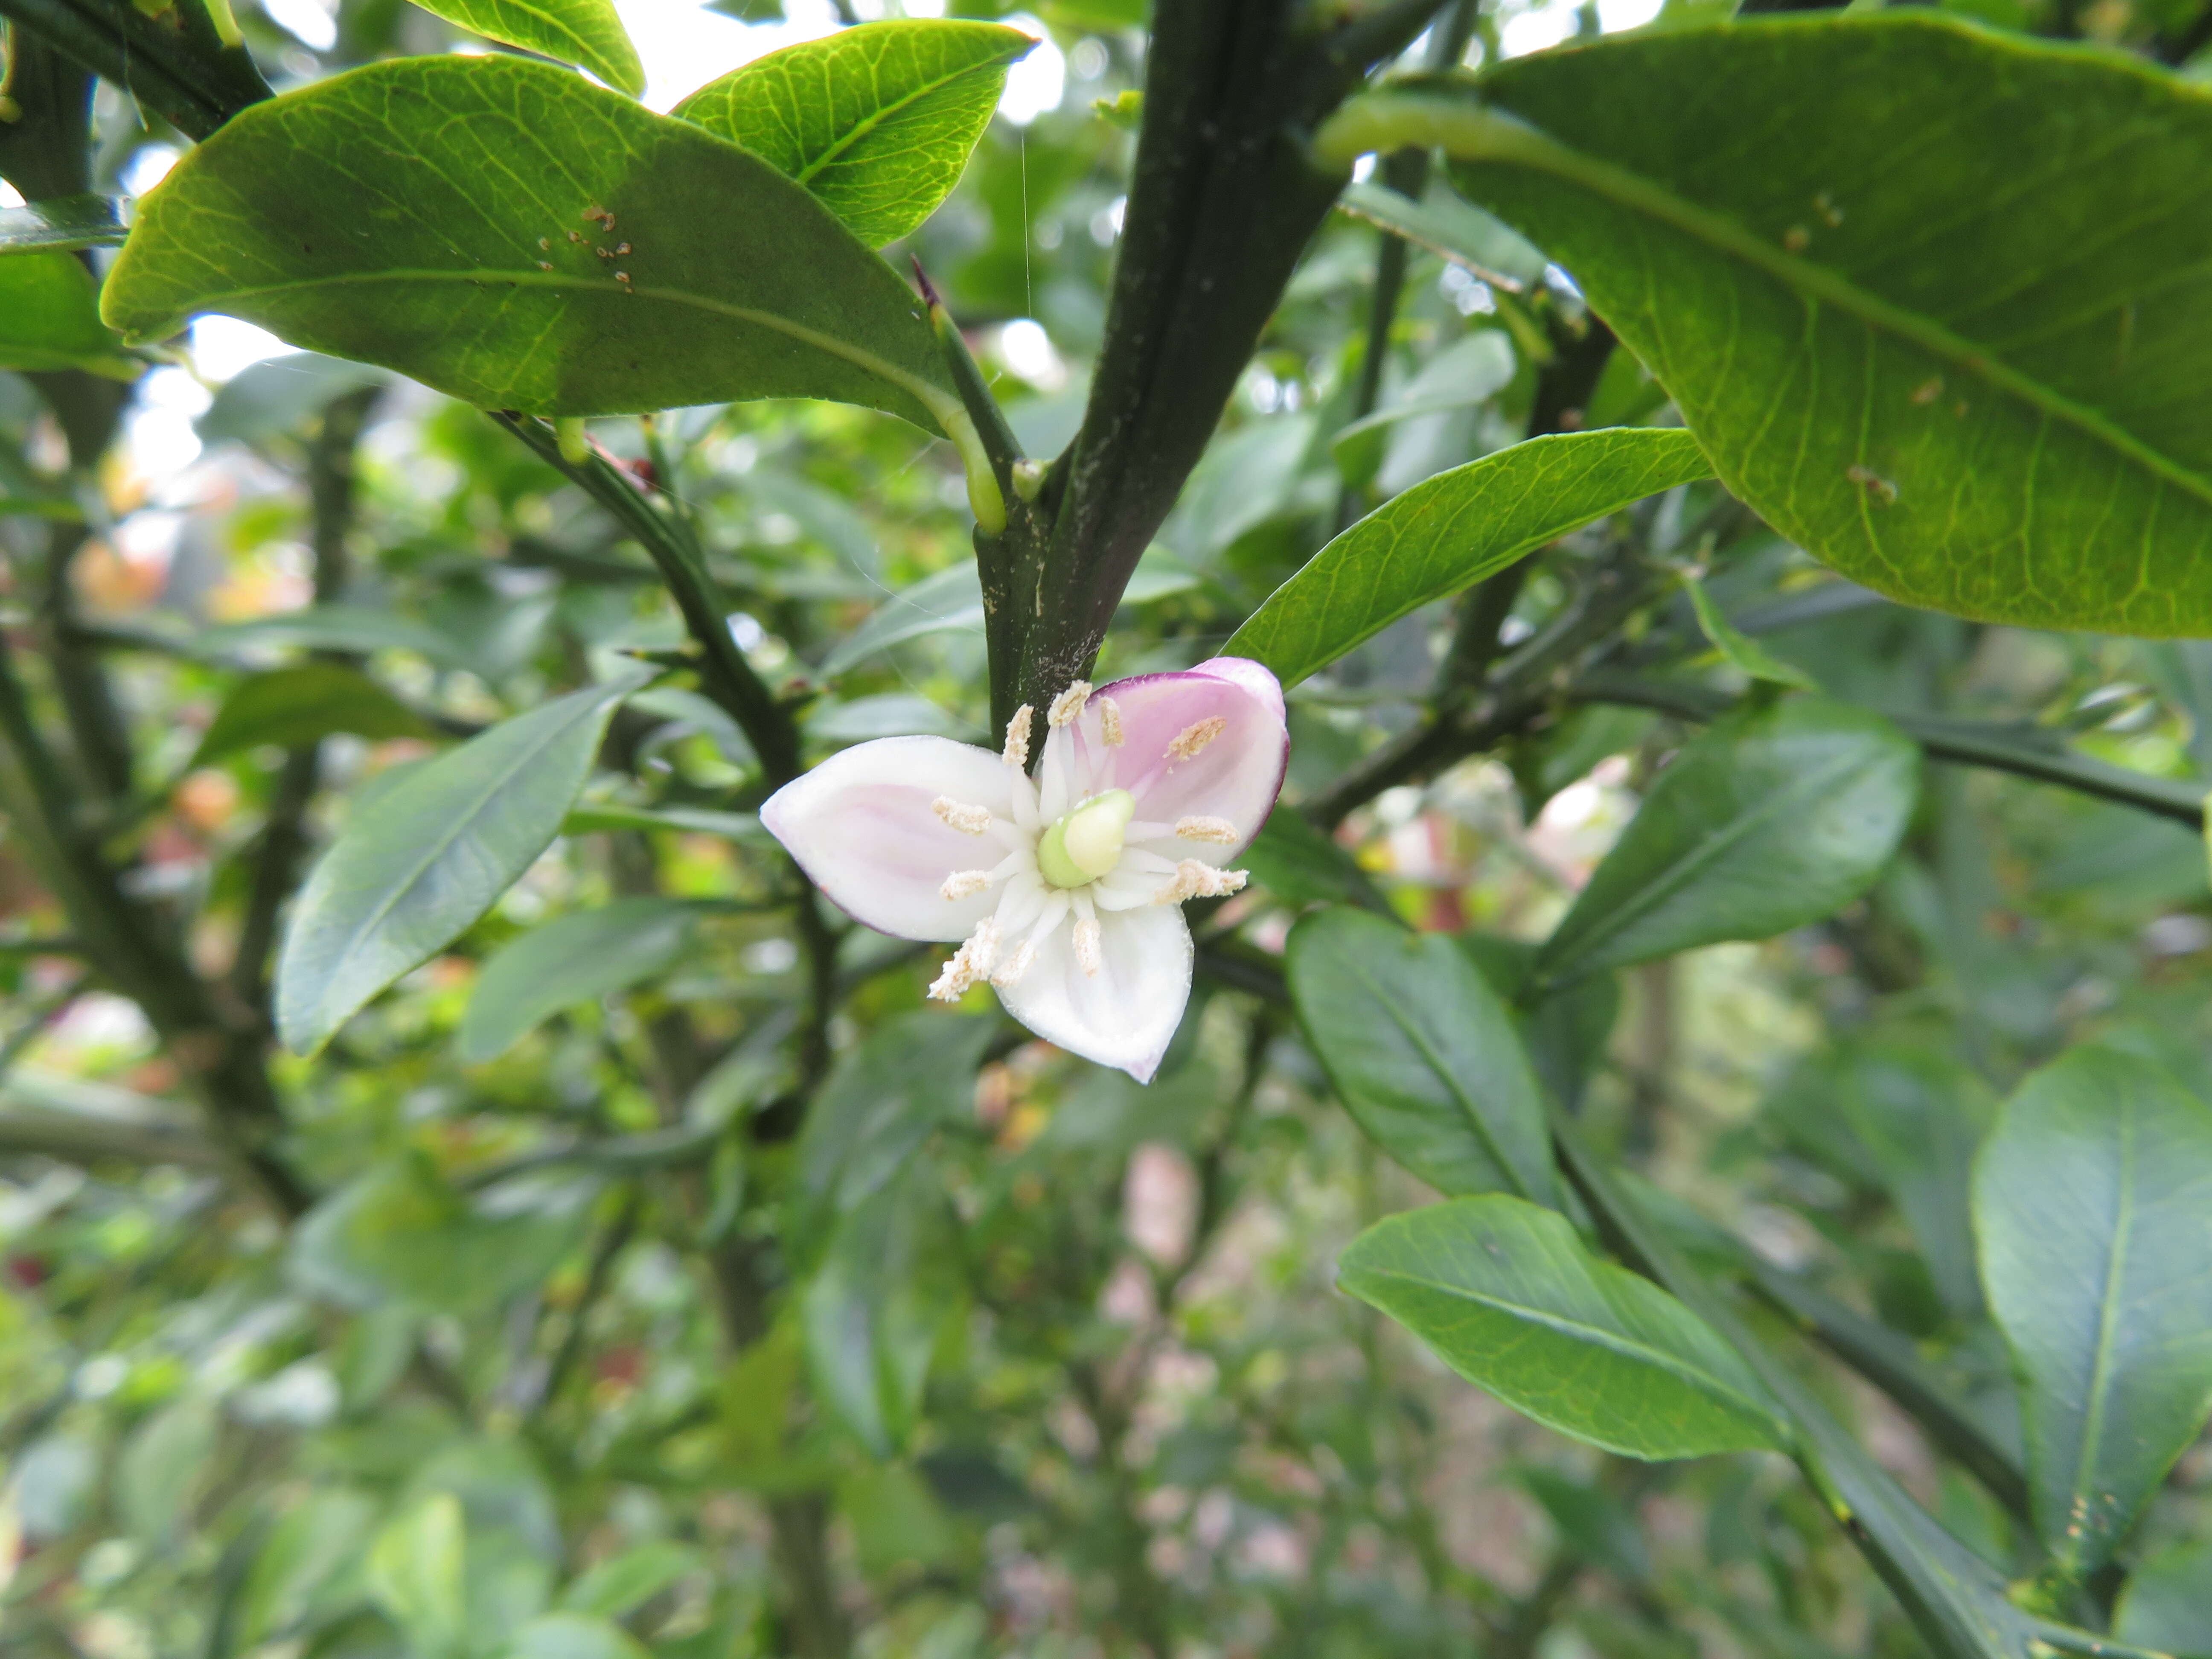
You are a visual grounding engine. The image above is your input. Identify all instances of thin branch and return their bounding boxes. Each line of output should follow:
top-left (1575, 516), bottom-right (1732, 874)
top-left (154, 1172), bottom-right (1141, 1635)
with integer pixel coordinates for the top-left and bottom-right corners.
top-left (0, 0), bottom-right (270, 139)
top-left (0, 1105), bottom-right (227, 1171)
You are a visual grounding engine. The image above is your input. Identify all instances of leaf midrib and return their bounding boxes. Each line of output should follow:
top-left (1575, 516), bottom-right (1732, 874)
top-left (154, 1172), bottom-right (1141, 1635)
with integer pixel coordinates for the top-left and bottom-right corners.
top-left (1338, 950), bottom-right (1538, 1202)
top-left (1343, 94), bottom-right (2212, 513)
top-left (1348, 1259), bottom-right (1773, 1430)
top-left (296, 686), bottom-right (616, 1036)
top-left (150, 267), bottom-right (957, 428)
top-left (784, 48), bottom-right (1013, 188)
top-left (1540, 736), bottom-right (1879, 980)
top-left (2061, 1097), bottom-right (2137, 1570)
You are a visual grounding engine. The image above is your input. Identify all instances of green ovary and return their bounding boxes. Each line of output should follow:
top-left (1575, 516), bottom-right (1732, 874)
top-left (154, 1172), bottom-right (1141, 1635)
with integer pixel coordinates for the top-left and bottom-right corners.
top-left (1036, 789), bottom-right (1135, 889)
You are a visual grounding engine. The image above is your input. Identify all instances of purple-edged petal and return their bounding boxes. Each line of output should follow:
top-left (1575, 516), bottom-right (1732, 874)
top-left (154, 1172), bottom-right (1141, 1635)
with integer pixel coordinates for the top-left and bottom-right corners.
top-left (760, 735), bottom-right (1017, 942)
top-left (995, 904), bottom-right (1192, 1083)
top-left (1091, 656), bottom-right (1288, 855)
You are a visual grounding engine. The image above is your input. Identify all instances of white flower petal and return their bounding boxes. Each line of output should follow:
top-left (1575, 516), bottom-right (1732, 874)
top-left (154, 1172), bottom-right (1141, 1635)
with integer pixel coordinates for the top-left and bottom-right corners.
top-left (1090, 657), bottom-right (1287, 855)
top-left (760, 735), bottom-right (1019, 942)
top-left (994, 902), bottom-right (1192, 1084)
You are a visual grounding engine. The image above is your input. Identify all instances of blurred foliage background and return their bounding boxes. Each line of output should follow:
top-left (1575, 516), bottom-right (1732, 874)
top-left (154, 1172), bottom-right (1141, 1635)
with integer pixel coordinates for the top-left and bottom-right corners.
top-left (6, 1), bottom-right (2212, 1657)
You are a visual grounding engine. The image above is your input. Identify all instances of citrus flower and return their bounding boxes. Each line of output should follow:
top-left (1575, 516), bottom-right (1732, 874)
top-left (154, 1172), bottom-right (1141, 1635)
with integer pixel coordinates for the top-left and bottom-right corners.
top-left (762, 657), bottom-right (1289, 1081)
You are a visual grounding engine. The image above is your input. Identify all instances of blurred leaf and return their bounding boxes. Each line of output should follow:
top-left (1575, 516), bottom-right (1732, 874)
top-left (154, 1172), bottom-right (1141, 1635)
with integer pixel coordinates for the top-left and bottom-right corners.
top-left (0, 249), bottom-right (131, 374)
top-left (1536, 697), bottom-right (1918, 987)
top-left (410, 0), bottom-right (643, 97)
top-left (503, 1613), bottom-right (649, 1659)
top-left (1330, 329), bottom-right (1516, 492)
top-left (806, 691), bottom-right (977, 744)
top-left (803, 1159), bottom-right (963, 1457)
top-left (1288, 907), bottom-right (1557, 1206)
top-left (367, 1493), bottom-right (468, 1659)
top-left (465, 1525), bottom-right (557, 1658)
top-left (1228, 429), bottom-right (1711, 687)
top-left (1831, 1045), bottom-right (1993, 1318)
top-left (116, 1395), bottom-right (218, 1543)
top-left (276, 668), bottom-right (652, 1055)
top-left (191, 663), bottom-right (433, 767)
top-left (0, 193), bottom-right (127, 254)
top-left (1439, 15), bottom-right (2212, 634)
top-left (631, 685), bottom-right (758, 768)
top-left (2114, 1540), bottom-right (2212, 1655)
top-left (458, 897), bottom-right (699, 1063)
top-left (821, 562), bottom-right (983, 676)
top-left (197, 352), bottom-right (394, 446)
top-left (673, 21), bottom-right (1033, 246)
top-left (560, 801), bottom-right (762, 839)
top-left (198, 604), bottom-right (471, 667)
top-left (232, 1488), bottom-right (381, 1650)
top-left (105, 57), bottom-right (959, 429)
top-left (290, 1159), bottom-right (597, 1314)
top-left (1974, 1045), bottom-right (2212, 1581)
top-left (556, 1541), bottom-right (697, 1619)
top-left (794, 1012), bottom-right (995, 1250)
top-left (1336, 176), bottom-right (1547, 293)
top-left (1515, 1466), bottom-right (1650, 1580)
top-left (1339, 1195), bottom-right (1789, 1459)
top-left (1238, 805), bottom-right (1390, 912)
top-left (1684, 575), bottom-right (1816, 690)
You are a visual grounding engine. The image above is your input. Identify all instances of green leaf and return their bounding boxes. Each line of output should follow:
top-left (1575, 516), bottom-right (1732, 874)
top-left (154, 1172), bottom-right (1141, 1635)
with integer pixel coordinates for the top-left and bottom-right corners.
top-left (115, 1396), bottom-right (218, 1543)
top-left (803, 1158), bottom-right (964, 1458)
top-left (0, 194), bottom-right (128, 255)
top-left (2115, 1540), bottom-right (2212, 1655)
top-left (198, 604), bottom-right (469, 666)
top-left (275, 669), bottom-right (651, 1055)
top-left (1413, 16), bottom-right (2212, 635)
top-left (457, 897), bottom-right (699, 1063)
top-left (1973, 1045), bottom-right (2212, 1580)
top-left (289, 1158), bottom-right (597, 1314)
top-left (102, 56), bottom-right (960, 431)
top-left (1339, 1194), bottom-right (1789, 1460)
top-left (1684, 575), bottom-right (1816, 691)
top-left (409, 0), bottom-right (642, 98)
top-left (558, 801), bottom-right (763, 840)
top-left (673, 20), bottom-right (1033, 246)
top-left (555, 1541), bottom-right (698, 1619)
top-left (191, 663), bottom-right (432, 768)
top-left (197, 353), bottom-right (394, 447)
top-left (1335, 176), bottom-right (1548, 293)
top-left (819, 562), bottom-right (983, 676)
top-left (1535, 696), bottom-right (1918, 987)
top-left (0, 249), bottom-right (131, 374)
top-left (1288, 907), bottom-right (1557, 1206)
top-left (233, 1488), bottom-right (381, 1649)
top-left (503, 1613), bottom-right (649, 1659)
top-left (1226, 428), bottom-right (1711, 687)
top-left (793, 1011), bottom-right (995, 1252)
top-left (1237, 806), bottom-right (1391, 912)
top-left (367, 1494), bottom-right (468, 1659)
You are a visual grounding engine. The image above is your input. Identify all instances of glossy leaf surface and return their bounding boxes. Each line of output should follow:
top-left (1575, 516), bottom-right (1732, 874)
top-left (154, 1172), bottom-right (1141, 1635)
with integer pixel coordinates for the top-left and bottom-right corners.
top-left (674, 20), bottom-right (1032, 246)
top-left (1434, 16), bottom-right (2212, 634)
top-left (409, 0), bottom-right (643, 97)
top-left (276, 669), bottom-right (650, 1055)
top-left (0, 194), bottom-right (127, 254)
top-left (457, 897), bottom-right (699, 1062)
top-left (1288, 907), bottom-right (1555, 1206)
top-left (1974, 1045), bottom-right (2212, 1579)
top-left (1339, 1195), bottom-right (1788, 1460)
top-left (1227, 428), bottom-right (1711, 687)
top-left (103, 57), bottom-right (957, 428)
top-left (1536, 696), bottom-right (1918, 986)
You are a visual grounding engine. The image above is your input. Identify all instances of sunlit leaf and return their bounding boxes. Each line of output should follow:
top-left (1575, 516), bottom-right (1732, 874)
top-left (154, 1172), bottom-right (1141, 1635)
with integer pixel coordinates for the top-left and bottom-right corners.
top-left (410, 0), bottom-right (643, 97)
top-left (674, 20), bottom-right (1033, 246)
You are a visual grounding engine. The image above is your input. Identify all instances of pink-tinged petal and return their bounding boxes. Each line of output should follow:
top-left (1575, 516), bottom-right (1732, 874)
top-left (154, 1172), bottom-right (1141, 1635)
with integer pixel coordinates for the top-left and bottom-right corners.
top-left (760, 735), bottom-right (1017, 943)
top-left (1089, 656), bottom-right (1288, 855)
top-left (995, 904), bottom-right (1191, 1083)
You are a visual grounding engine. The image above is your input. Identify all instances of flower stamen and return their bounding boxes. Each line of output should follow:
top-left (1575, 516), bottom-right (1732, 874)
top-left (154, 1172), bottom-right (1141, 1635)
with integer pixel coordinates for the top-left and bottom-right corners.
top-left (1002, 705), bottom-right (1033, 770)
top-left (1097, 696), bottom-right (1124, 747)
top-left (928, 917), bottom-right (1001, 1001)
top-left (1167, 716), bottom-right (1227, 762)
top-left (1048, 681), bottom-right (1093, 727)
top-left (940, 869), bottom-right (993, 901)
top-left (1174, 815), bottom-right (1239, 844)
top-left (933, 796), bottom-right (993, 834)
top-left (1072, 916), bottom-right (1103, 976)
top-left (1153, 860), bottom-right (1249, 905)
